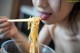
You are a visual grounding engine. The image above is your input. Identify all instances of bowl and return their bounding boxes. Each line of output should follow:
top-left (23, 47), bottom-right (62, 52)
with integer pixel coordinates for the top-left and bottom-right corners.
top-left (1, 40), bottom-right (55, 53)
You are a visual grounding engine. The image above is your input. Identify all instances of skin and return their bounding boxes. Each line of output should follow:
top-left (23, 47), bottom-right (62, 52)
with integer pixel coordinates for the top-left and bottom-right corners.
top-left (32, 0), bottom-right (74, 24)
top-left (33, 0), bottom-right (80, 53)
top-left (0, 0), bottom-right (80, 53)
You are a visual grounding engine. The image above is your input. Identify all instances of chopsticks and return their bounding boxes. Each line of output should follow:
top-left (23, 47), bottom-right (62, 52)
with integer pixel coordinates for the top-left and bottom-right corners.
top-left (7, 19), bottom-right (33, 22)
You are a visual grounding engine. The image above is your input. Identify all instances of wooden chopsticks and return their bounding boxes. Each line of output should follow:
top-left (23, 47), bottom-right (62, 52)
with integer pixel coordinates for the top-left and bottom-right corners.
top-left (7, 19), bottom-right (33, 22)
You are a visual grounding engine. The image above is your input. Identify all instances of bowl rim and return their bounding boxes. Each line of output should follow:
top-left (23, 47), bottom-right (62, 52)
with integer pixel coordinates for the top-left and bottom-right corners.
top-left (1, 40), bottom-right (55, 53)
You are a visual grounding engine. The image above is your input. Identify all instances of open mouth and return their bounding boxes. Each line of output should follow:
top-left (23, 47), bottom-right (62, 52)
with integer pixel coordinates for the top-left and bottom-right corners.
top-left (38, 12), bottom-right (52, 20)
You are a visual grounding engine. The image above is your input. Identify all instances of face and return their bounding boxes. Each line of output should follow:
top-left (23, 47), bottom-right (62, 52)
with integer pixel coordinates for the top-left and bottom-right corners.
top-left (32, 0), bottom-right (75, 24)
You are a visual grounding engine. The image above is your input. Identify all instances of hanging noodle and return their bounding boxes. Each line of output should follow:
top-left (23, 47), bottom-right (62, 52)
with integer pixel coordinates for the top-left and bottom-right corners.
top-left (28, 17), bottom-right (41, 53)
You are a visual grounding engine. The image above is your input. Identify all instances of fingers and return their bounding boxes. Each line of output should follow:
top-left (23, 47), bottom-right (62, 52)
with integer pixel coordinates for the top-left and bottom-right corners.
top-left (0, 16), bottom-right (11, 33)
top-left (0, 16), bottom-right (7, 23)
top-left (0, 16), bottom-right (11, 38)
top-left (1, 27), bottom-right (11, 38)
top-left (3, 30), bottom-right (11, 38)
top-left (0, 19), bottom-right (7, 24)
top-left (0, 26), bottom-right (11, 33)
top-left (0, 16), bottom-right (18, 39)
top-left (0, 22), bottom-right (10, 28)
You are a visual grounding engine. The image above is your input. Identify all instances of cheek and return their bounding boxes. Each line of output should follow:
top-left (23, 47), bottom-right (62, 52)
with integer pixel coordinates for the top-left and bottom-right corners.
top-left (48, 0), bottom-right (61, 13)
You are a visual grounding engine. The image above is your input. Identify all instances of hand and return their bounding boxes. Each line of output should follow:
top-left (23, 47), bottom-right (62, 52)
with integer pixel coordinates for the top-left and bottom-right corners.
top-left (0, 16), bottom-right (19, 38)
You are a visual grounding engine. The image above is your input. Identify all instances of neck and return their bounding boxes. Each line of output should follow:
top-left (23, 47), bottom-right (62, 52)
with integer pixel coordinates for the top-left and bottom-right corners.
top-left (56, 17), bottom-right (69, 29)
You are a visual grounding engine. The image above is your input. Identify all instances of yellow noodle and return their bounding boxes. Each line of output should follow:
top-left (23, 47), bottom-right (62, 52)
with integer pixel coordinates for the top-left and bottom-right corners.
top-left (28, 17), bottom-right (41, 53)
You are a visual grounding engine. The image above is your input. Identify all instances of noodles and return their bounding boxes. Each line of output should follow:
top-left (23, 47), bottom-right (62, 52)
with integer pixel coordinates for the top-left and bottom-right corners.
top-left (28, 17), bottom-right (41, 53)
top-left (28, 17), bottom-right (31, 30)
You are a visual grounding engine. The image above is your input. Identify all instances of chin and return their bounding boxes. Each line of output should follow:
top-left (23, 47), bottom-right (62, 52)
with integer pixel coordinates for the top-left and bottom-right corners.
top-left (42, 20), bottom-right (53, 25)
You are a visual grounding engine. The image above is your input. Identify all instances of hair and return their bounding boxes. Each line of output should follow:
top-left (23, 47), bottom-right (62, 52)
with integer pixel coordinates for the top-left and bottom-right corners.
top-left (68, 2), bottom-right (80, 36)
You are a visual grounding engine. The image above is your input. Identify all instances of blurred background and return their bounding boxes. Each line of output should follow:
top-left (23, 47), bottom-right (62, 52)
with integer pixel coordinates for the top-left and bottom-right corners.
top-left (0, 0), bottom-right (55, 50)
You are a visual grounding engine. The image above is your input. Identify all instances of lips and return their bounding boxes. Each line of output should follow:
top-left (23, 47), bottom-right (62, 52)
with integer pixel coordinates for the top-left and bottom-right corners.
top-left (38, 12), bottom-right (52, 20)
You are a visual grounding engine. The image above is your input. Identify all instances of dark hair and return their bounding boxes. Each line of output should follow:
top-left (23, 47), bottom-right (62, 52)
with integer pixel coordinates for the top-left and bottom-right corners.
top-left (68, 2), bottom-right (80, 36)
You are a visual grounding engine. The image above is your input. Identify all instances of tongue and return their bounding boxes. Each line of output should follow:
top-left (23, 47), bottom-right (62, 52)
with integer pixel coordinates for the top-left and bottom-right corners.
top-left (39, 13), bottom-right (51, 20)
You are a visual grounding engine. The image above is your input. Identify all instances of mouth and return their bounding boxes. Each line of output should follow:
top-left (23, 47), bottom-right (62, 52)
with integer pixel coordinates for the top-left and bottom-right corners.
top-left (38, 12), bottom-right (52, 20)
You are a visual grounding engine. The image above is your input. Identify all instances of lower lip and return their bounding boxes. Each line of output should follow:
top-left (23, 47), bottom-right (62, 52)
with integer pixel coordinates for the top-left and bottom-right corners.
top-left (38, 12), bottom-right (52, 20)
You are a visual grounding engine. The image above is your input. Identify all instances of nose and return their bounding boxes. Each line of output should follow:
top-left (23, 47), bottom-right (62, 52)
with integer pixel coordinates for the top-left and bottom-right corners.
top-left (36, 0), bottom-right (48, 8)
